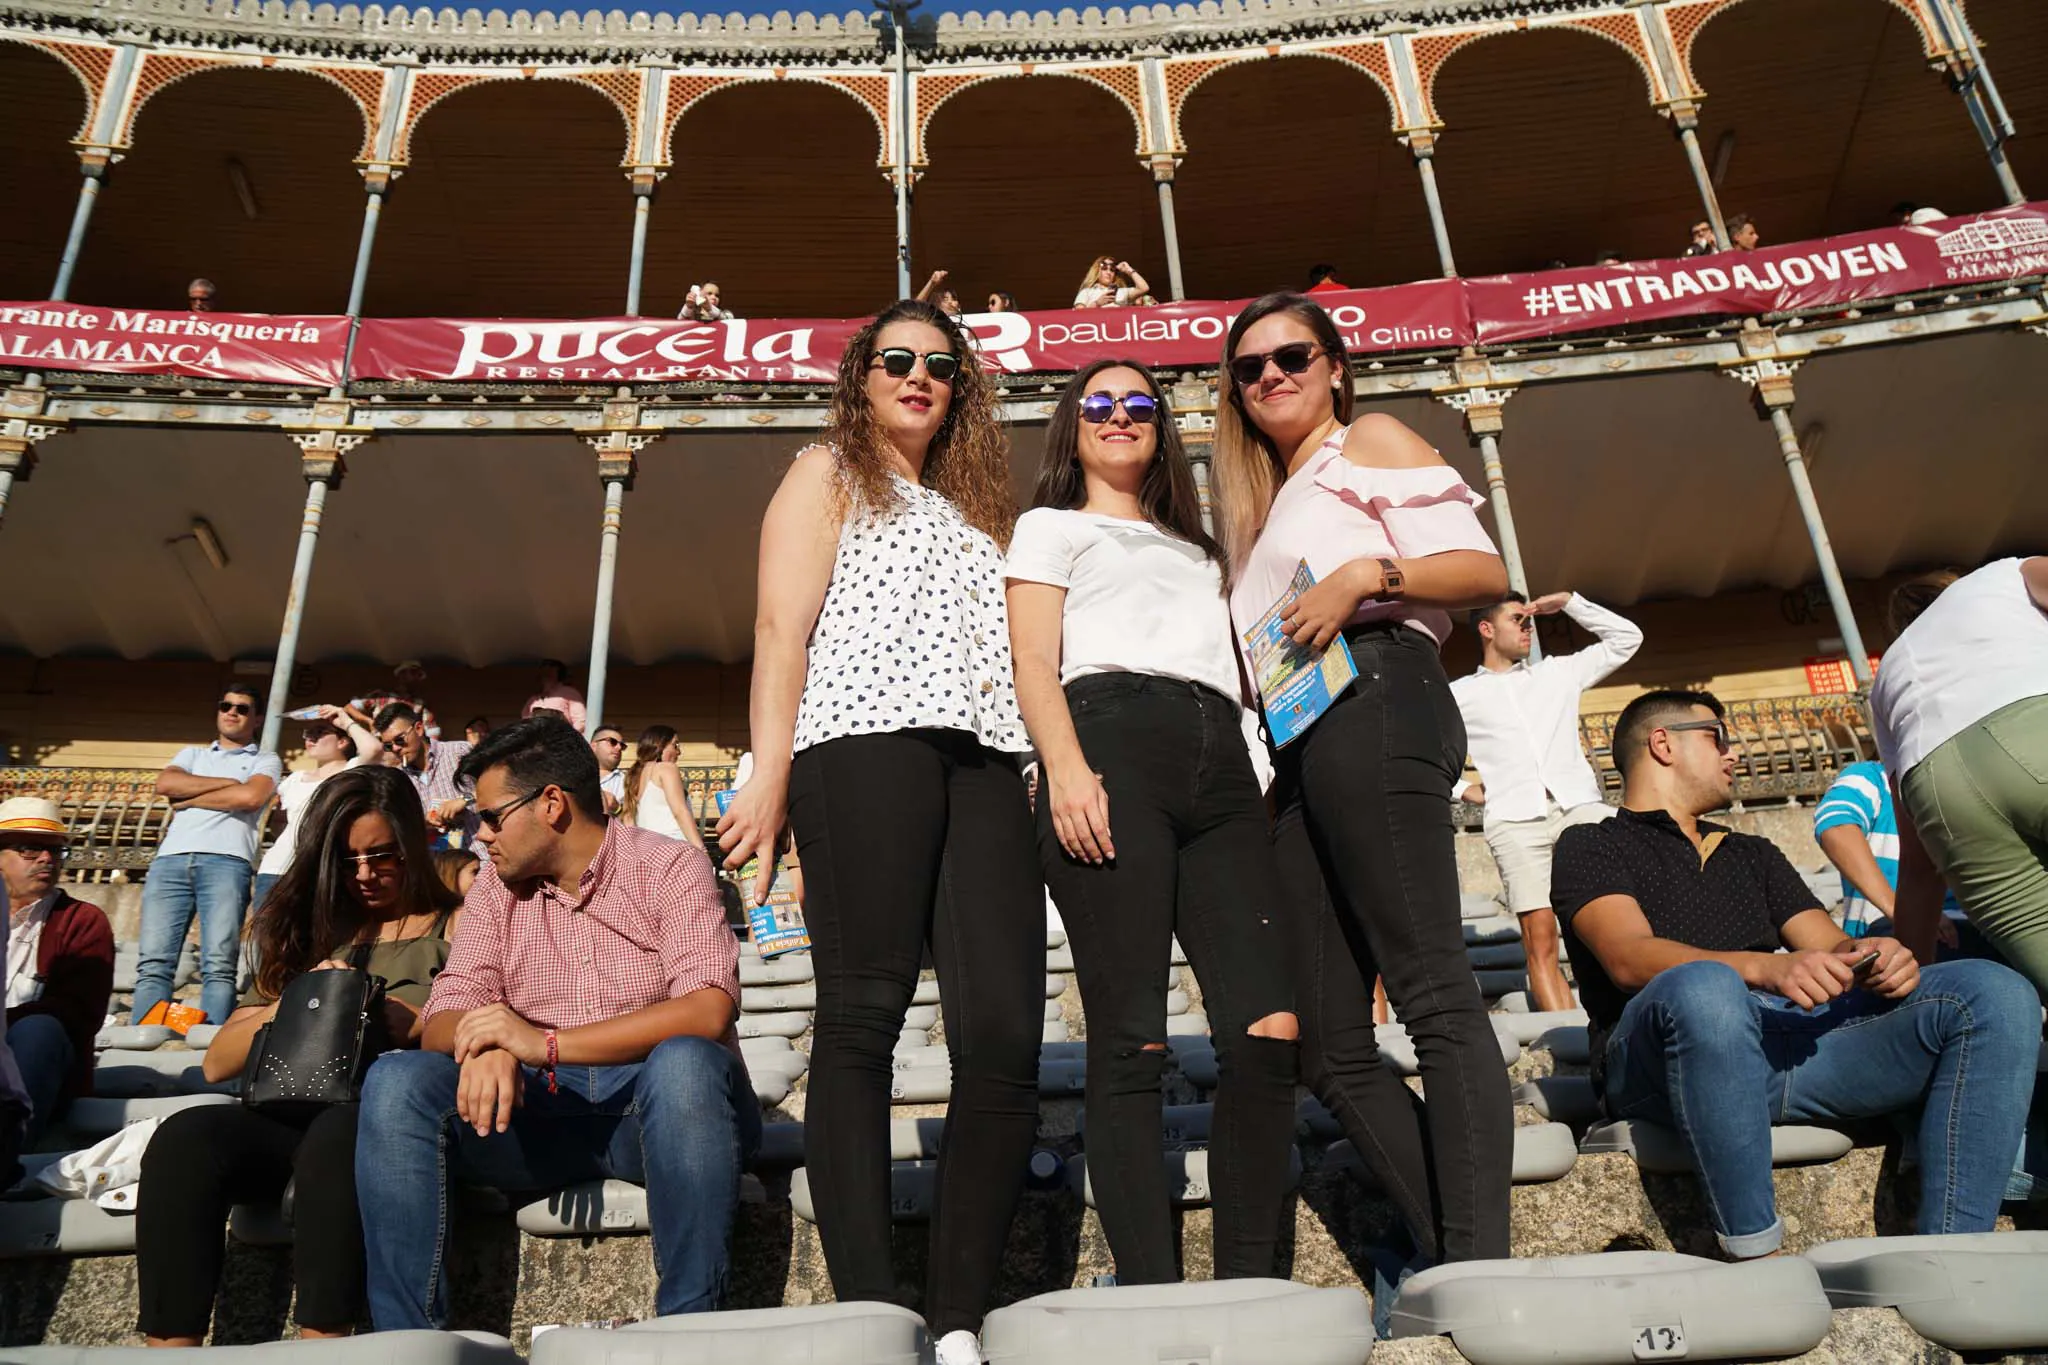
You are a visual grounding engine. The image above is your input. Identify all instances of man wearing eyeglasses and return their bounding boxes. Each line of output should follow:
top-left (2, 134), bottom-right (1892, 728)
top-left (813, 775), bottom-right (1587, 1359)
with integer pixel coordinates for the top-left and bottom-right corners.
top-left (356, 715), bottom-right (755, 1328)
top-left (3, 797), bottom-right (113, 1142)
top-left (591, 725), bottom-right (627, 815)
top-left (132, 685), bottom-right (282, 1026)
top-left (376, 702), bottom-right (476, 849)
top-left (1451, 588), bottom-right (1643, 1013)
top-left (1551, 689), bottom-right (2037, 1260)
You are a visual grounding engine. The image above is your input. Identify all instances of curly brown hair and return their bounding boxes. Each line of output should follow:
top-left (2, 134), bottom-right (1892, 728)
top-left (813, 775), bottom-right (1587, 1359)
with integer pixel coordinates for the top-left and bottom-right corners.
top-left (820, 298), bottom-right (1017, 546)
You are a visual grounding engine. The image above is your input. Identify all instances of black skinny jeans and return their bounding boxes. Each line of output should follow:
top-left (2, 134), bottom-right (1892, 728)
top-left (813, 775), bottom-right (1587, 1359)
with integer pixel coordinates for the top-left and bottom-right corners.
top-left (789, 728), bottom-right (1045, 1338)
top-left (137, 1100), bottom-right (364, 1337)
top-left (1270, 623), bottom-right (1514, 1263)
top-left (1040, 675), bottom-right (1299, 1283)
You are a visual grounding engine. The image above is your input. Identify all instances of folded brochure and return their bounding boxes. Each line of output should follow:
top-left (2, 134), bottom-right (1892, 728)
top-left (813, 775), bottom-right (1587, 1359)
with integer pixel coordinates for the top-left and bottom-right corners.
top-left (717, 789), bottom-right (811, 959)
top-left (1241, 560), bottom-right (1359, 747)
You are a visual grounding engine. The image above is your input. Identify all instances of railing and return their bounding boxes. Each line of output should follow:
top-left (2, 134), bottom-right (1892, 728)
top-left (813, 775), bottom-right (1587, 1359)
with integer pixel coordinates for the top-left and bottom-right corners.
top-left (4, 704), bottom-right (1870, 875)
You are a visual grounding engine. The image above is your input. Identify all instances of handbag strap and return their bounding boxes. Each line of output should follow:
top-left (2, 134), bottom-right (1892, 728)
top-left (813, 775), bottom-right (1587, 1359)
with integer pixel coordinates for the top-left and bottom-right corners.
top-left (346, 937), bottom-right (374, 973)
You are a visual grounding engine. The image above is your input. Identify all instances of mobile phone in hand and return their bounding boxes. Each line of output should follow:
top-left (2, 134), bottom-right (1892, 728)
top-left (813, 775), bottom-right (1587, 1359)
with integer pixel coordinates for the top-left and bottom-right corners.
top-left (1850, 948), bottom-right (1882, 979)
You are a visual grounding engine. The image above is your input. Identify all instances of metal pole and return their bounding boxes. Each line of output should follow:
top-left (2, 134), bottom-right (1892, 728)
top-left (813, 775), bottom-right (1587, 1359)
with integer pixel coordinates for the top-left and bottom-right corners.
top-left (1925, 0), bottom-right (2025, 206)
top-left (0, 471), bottom-right (18, 528)
top-left (881, 0), bottom-right (917, 300)
top-left (1154, 173), bottom-right (1187, 302)
top-left (1474, 433), bottom-right (1530, 598)
top-left (626, 189), bottom-right (652, 316)
top-left (260, 477), bottom-right (331, 753)
top-left (583, 478), bottom-right (627, 735)
top-left (50, 171), bottom-right (104, 301)
top-left (1677, 124), bottom-right (1731, 250)
top-left (338, 189), bottom-right (384, 385)
top-left (1410, 140), bottom-right (1458, 278)
top-left (1767, 407), bottom-right (1872, 687)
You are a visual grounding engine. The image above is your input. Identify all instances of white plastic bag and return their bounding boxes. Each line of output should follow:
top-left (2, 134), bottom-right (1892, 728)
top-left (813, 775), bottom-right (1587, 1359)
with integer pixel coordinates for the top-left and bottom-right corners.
top-left (35, 1115), bottom-right (159, 1201)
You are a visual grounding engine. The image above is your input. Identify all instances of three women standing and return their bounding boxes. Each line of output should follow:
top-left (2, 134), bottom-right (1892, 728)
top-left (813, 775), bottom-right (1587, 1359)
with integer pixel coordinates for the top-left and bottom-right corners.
top-left (720, 300), bottom-right (1044, 1365)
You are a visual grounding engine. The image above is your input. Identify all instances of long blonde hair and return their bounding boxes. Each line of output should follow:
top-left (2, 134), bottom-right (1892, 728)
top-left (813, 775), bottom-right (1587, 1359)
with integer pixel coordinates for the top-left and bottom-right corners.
top-left (1211, 292), bottom-right (1355, 573)
top-left (821, 299), bottom-right (1017, 546)
top-left (1076, 254), bottom-right (1126, 297)
top-left (619, 724), bottom-right (675, 824)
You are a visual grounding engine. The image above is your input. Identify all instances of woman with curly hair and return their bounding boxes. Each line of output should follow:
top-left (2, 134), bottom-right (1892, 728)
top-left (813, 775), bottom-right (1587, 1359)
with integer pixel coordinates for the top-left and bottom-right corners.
top-left (136, 765), bottom-right (459, 1344)
top-left (716, 298), bottom-right (1039, 1365)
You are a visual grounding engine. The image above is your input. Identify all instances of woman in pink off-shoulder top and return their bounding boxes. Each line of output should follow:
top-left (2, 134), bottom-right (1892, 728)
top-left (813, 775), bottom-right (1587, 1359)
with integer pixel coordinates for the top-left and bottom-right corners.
top-left (1211, 292), bottom-right (1514, 1278)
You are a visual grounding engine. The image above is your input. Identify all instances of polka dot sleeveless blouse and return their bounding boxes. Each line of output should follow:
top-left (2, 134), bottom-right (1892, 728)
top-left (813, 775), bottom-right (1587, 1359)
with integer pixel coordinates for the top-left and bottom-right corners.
top-left (794, 473), bottom-right (1028, 755)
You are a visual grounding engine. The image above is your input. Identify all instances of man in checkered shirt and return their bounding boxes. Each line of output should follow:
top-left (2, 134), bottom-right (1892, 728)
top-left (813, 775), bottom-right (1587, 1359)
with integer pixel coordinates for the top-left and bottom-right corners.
top-left (357, 715), bottom-right (759, 1328)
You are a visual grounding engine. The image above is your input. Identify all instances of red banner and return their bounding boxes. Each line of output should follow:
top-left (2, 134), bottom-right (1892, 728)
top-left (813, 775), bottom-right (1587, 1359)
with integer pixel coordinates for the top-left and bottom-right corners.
top-left (1465, 202), bottom-right (2048, 343)
top-left (0, 303), bottom-right (346, 386)
top-left (349, 278), bottom-right (1472, 385)
top-left (5, 205), bottom-right (2041, 389)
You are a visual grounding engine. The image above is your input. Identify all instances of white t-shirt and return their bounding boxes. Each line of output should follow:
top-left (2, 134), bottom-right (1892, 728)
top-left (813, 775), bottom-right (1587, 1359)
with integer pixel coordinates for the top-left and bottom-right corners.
top-left (1874, 557), bottom-right (2048, 776)
top-left (256, 762), bottom-right (365, 877)
top-left (1004, 508), bottom-right (1241, 702)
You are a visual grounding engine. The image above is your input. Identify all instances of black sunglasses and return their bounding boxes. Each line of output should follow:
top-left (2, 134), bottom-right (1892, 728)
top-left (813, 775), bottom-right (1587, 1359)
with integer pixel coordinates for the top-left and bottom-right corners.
top-left (1660, 719), bottom-right (1733, 752)
top-left (1079, 392), bottom-right (1159, 425)
top-left (1228, 342), bottom-right (1325, 387)
top-left (473, 786), bottom-right (547, 833)
top-left (217, 700), bottom-right (254, 716)
top-left (871, 348), bottom-right (961, 383)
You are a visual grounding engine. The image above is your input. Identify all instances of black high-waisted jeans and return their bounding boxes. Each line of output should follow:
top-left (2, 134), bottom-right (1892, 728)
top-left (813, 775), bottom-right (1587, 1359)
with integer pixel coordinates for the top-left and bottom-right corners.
top-left (1270, 622), bottom-right (1514, 1263)
top-left (788, 728), bottom-right (1044, 1338)
top-left (1039, 674), bottom-right (1299, 1283)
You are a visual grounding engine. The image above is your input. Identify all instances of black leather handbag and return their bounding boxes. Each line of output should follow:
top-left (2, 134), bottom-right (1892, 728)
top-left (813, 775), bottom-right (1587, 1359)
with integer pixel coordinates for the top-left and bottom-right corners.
top-left (241, 941), bottom-right (387, 1115)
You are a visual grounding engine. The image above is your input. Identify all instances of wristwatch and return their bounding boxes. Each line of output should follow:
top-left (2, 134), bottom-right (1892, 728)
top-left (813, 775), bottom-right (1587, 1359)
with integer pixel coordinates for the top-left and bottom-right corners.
top-left (1375, 557), bottom-right (1406, 600)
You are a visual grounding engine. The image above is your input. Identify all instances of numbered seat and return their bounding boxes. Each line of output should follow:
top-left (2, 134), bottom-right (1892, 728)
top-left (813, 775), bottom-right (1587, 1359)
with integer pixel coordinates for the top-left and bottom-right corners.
top-left (981, 1279), bottom-right (1372, 1365)
top-left (55, 1092), bottom-right (236, 1141)
top-left (92, 1024), bottom-right (178, 1052)
top-left (0, 1197), bottom-right (140, 1257)
top-left (1323, 1123), bottom-right (1576, 1186)
top-left (1066, 1148), bottom-right (1302, 1211)
top-left (6, 1333), bottom-right (517, 1365)
top-left (737, 954), bottom-right (814, 987)
top-left (735, 1010), bottom-right (811, 1040)
top-left (1580, 1119), bottom-right (1853, 1174)
top-left (1388, 1252), bottom-right (1831, 1365)
top-left (1466, 943), bottom-right (1528, 971)
top-left (791, 1162), bottom-right (937, 1224)
top-left (531, 1304), bottom-right (927, 1365)
top-left (1494, 1009), bottom-right (1590, 1047)
top-left (1530, 1025), bottom-right (1590, 1065)
top-left (739, 983), bottom-right (816, 1013)
top-left (1511, 1076), bottom-right (1601, 1130)
top-left (902, 1004), bottom-right (939, 1031)
top-left (1462, 916), bottom-right (1523, 946)
top-left (1806, 1231), bottom-right (2048, 1353)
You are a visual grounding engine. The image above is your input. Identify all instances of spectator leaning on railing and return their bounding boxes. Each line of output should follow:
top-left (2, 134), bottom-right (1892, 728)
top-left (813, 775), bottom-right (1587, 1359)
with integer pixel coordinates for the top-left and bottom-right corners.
top-left (1552, 687), bottom-right (2038, 1260)
top-left (133, 684), bottom-right (282, 1027)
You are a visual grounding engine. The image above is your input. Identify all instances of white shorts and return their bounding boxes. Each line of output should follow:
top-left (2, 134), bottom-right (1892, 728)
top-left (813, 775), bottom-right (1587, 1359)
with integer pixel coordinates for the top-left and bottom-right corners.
top-left (1483, 800), bottom-right (1616, 916)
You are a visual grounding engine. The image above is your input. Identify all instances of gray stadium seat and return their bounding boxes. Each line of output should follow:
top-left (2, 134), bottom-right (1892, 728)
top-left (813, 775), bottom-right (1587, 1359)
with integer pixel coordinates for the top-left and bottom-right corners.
top-left (1580, 1119), bottom-right (1853, 1174)
top-left (751, 1070), bottom-right (792, 1107)
top-left (737, 953), bottom-right (814, 987)
top-left (1044, 1000), bottom-right (1064, 1022)
top-left (1324, 1123), bottom-right (1577, 1186)
top-left (1460, 893), bottom-right (1504, 921)
top-left (1374, 1023), bottom-right (1521, 1076)
top-left (1039, 1056), bottom-right (1087, 1096)
top-left (112, 942), bottom-right (200, 995)
top-left (1165, 989), bottom-right (1190, 1016)
top-left (1466, 943), bottom-right (1528, 971)
top-left (182, 1024), bottom-right (220, 1050)
top-left (0, 1197), bottom-right (139, 1257)
top-left (903, 1004), bottom-right (939, 1030)
top-left (1495, 989), bottom-right (1581, 1013)
top-left (1045, 944), bottom-right (1076, 973)
top-left (1494, 1009), bottom-right (1590, 1047)
top-left (889, 1068), bottom-right (952, 1104)
top-left (981, 1279), bottom-right (1372, 1365)
top-left (738, 1047), bottom-right (808, 1083)
top-left (913, 978), bottom-right (941, 1006)
top-left (1045, 974), bottom-right (1069, 1000)
top-left (228, 1200), bottom-right (292, 1247)
top-left (1164, 1012), bottom-right (1209, 1038)
top-left (1389, 1252), bottom-right (1832, 1365)
top-left (1531, 1025), bottom-right (1590, 1065)
top-left (1472, 969), bottom-right (1528, 999)
top-left (1075, 1103), bottom-right (1215, 1148)
top-left (740, 983), bottom-right (817, 1012)
top-left (1176, 1049), bottom-right (1218, 1090)
top-left (1806, 1231), bottom-right (2048, 1352)
top-left (1042, 1020), bottom-right (1070, 1043)
top-left (92, 1050), bottom-right (230, 1098)
top-left (758, 1122), bottom-right (946, 1171)
top-left (892, 1045), bottom-right (949, 1069)
top-left (1067, 1147), bottom-right (1302, 1211)
top-left (92, 1024), bottom-right (177, 1051)
top-left (791, 1162), bottom-right (936, 1224)
top-left (1047, 926), bottom-right (1067, 950)
top-left (1169, 937), bottom-right (1187, 965)
top-left (5, 1332), bottom-right (517, 1365)
top-left (1463, 916), bottom-right (1522, 946)
top-left (56, 1092), bottom-right (236, 1140)
top-left (895, 1029), bottom-right (930, 1053)
top-left (531, 1304), bottom-right (927, 1365)
top-left (1511, 1077), bottom-right (1601, 1129)
top-left (735, 1010), bottom-right (810, 1039)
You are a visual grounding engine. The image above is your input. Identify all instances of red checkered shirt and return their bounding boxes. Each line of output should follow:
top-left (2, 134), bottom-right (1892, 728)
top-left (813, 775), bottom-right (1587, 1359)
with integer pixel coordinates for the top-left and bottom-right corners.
top-left (423, 820), bottom-right (741, 1057)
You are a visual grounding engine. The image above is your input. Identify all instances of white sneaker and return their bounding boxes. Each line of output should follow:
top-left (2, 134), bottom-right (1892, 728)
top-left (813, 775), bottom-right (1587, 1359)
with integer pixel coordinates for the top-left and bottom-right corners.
top-left (934, 1329), bottom-right (985, 1365)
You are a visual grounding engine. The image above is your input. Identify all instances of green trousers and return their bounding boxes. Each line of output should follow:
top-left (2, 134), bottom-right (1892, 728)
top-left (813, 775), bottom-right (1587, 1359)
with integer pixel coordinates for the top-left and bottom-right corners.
top-left (1901, 693), bottom-right (2048, 998)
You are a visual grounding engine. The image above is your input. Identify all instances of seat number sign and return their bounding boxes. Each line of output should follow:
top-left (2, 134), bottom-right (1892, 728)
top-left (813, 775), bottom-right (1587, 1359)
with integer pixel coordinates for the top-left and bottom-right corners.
top-left (1633, 1324), bottom-right (1687, 1359)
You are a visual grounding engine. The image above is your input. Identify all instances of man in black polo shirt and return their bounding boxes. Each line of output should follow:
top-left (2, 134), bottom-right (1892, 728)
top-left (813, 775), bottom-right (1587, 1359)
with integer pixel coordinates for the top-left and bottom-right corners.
top-left (1553, 689), bottom-right (2037, 1259)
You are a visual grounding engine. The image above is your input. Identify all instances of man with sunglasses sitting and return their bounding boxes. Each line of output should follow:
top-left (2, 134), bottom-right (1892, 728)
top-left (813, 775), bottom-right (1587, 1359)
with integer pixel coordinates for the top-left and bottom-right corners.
top-left (356, 714), bottom-right (758, 1329)
top-left (132, 684), bottom-right (282, 1026)
top-left (1552, 689), bottom-right (2037, 1259)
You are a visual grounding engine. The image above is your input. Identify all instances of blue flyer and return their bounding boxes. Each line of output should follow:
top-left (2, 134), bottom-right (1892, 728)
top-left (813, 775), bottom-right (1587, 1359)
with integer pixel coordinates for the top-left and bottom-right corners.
top-left (1241, 560), bottom-right (1360, 747)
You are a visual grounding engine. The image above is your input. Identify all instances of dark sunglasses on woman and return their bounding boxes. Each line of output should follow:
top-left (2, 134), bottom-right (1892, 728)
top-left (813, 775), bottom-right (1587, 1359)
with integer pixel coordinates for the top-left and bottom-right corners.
top-left (871, 348), bottom-right (961, 383)
top-left (1079, 392), bottom-right (1159, 425)
top-left (1227, 341), bottom-right (1324, 388)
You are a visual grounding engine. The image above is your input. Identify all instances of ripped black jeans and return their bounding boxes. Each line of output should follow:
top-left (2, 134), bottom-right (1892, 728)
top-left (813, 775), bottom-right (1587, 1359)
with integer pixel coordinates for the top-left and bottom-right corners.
top-left (1040, 674), bottom-right (1300, 1282)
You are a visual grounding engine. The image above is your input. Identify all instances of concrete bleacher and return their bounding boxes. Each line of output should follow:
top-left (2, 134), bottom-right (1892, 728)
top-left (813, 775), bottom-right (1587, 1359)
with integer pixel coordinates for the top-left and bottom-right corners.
top-left (7, 859), bottom-right (2046, 1364)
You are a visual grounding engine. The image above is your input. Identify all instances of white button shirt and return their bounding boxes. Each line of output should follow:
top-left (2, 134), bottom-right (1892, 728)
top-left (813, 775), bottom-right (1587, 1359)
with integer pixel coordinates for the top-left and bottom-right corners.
top-left (1450, 594), bottom-right (1643, 823)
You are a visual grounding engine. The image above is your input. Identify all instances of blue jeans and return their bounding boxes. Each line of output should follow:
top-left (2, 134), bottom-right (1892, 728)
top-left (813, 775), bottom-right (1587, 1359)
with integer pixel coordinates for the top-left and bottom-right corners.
top-left (8, 1013), bottom-right (75, 1143)
top-left (1605, 958), bottom-right (2039, 1256)
top-left (133, 852), bottom-right (252, 1025)
top-left (355, 1036), bottom-right (762, 1329)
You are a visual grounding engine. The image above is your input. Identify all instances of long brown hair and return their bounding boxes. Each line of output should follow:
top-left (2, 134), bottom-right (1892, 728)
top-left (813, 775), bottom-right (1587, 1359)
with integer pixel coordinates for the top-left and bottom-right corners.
top-left (1031, 358), bottom-right (1225, 585)
top-left (620, 723), bottom-right (677, 824)
top-left (250, 765), bottom-right (458, 1001)
top-left (1211, 292), bottom-right (1354, 574)
top-left (820, 298), bottom-right (1016, 546)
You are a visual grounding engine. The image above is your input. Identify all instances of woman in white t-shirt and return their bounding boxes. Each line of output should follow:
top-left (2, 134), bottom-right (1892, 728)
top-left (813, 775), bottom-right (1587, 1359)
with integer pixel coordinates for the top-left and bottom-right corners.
top-left (1005, 358), bottom-right (1300, 1285)
top-left (252, 707), bottom-right (379, 913)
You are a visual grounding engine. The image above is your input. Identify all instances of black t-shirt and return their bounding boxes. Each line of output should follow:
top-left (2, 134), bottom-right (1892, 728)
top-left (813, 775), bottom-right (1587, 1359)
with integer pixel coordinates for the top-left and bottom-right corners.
top-left (1552, 806), bottom-right (1822, 1089)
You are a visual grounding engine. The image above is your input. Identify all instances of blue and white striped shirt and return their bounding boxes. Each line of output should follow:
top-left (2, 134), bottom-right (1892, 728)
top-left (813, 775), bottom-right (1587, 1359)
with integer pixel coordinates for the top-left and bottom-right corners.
top-left (1813, 761), bottom-right (1959, 935)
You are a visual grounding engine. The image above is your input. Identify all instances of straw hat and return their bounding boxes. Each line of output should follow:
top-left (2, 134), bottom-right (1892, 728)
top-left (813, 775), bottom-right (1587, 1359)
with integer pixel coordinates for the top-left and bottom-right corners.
top-left (0, 796), bottom-right (67, 844)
